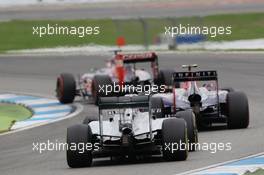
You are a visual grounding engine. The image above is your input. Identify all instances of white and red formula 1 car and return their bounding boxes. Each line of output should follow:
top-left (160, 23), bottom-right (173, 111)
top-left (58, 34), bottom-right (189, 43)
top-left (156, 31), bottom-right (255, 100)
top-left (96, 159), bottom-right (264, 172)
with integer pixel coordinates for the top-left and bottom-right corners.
top-left (56, 51), bottom-right (174, 104)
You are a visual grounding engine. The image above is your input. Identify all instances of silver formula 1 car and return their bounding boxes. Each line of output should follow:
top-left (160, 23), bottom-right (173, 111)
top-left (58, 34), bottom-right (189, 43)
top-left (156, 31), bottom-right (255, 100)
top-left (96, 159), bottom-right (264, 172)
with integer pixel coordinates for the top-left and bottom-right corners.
top-left (153, 64), bottom-right (249, 130)
top-left (56, 52), bottom-right (173, 105)
top-left (66, 95), bottom-right (192, 168)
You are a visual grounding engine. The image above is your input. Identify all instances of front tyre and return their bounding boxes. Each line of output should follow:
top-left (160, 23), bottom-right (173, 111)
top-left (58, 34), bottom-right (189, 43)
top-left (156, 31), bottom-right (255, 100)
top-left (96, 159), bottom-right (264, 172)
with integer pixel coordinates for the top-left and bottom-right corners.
top-left (56, 73), bottom-right (76, 104)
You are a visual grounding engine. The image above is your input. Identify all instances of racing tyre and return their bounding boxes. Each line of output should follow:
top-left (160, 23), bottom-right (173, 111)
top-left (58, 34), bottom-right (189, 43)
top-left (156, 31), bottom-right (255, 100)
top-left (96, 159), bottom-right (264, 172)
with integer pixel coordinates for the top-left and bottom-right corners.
top-left (176, 110), bottom-right (198, 151)
top-left (67, 124), bottom-right (93, 168)
top-left (162, 118), bottom-right (188, 161)
top-left (56, 73), bottom-right (76, 104)
top-left (83, 116), bottom-right (94, 124)
top-left (150, 97), bottom-right (165, 118)
top-left (156, 69), bottom-right (180, 89)
top-left (226, 92), bottom-right (249, 129)
top-left (92, 75), bottom-right (113, 105)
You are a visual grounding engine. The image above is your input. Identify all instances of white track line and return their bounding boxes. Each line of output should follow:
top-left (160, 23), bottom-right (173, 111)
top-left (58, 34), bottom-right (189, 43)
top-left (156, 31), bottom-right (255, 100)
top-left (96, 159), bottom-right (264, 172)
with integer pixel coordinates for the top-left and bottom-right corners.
top-left (16, 99), bottom-right (58, 105)
top-left (176, 152), bottom-right (264, 175)
top-left (33, 105), bottom-right (71, 112)
top-left (0, 94), bottom-right (18, 99)
top-left (32, 112), bottom-right (70, 119)
top-left (193, 164), bottom-right (264, 175)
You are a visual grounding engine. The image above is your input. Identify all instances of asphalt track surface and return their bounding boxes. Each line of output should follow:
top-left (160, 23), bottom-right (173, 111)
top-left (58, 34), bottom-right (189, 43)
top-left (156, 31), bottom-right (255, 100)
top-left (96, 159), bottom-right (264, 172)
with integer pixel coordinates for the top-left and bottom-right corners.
top-left (0, 52), bottom-right (264, 175)
top-left (1, 0), bottom-right (264, 20)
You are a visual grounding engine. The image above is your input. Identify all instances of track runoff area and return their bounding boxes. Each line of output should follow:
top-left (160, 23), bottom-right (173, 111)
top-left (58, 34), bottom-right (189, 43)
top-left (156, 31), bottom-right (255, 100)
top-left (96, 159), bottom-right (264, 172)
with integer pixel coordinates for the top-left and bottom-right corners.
top-left (0, 93), bottom-right (75, 134)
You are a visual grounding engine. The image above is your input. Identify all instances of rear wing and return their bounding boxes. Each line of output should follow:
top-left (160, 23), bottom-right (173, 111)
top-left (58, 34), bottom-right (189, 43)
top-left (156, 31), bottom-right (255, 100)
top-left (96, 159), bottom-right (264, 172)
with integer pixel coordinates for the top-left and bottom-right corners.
top-left (98, 96), bottom-right (149, 110)
top-left (173, 70), bottom-right (217, 82)
top-left (121, 52), bottom-right (158, 63)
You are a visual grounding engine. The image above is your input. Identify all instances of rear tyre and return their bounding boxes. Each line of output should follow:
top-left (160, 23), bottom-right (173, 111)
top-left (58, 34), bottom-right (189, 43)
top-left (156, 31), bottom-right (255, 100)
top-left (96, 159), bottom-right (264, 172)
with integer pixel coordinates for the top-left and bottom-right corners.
top-left (83, 116), bottom-right (94, 124)
top-left (226, 92), bottom-right (249, 129)
top-left (162, 118), bottom-right (188, 161)
top-left (150, 97), bottom-right (165, 118)
top-left (156, 69), bottom-right (180, 90)
top-left (67, 124), bottom-right (93, 168)
top-left (176, 110), bottom-right (198, 151)
top-left (56, 73), bottom-right (76, 104)
top-left (92, 75), bottom-right (113, 105)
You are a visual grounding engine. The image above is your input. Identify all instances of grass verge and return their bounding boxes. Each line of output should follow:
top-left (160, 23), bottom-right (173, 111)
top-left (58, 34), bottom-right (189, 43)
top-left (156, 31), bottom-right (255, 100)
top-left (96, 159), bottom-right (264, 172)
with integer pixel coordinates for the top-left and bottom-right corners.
top-left (0, 12), bottom-right (264, 52)
top-left (244, 169), bottom-right (264, 175)
top-left (0, 103), bottom-right (32, 133)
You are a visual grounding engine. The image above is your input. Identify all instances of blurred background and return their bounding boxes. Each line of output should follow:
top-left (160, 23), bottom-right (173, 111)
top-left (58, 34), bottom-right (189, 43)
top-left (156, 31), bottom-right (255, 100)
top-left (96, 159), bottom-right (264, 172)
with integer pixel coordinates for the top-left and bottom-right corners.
top-left (1, 0), bottom-right (264, 52)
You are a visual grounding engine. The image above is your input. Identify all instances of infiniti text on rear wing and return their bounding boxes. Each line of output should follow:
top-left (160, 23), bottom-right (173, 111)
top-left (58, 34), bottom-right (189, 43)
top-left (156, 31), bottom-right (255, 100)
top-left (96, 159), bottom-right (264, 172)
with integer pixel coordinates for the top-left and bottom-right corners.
top-left (173, 70), bottom-right (218, 82)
